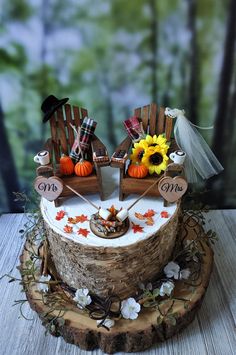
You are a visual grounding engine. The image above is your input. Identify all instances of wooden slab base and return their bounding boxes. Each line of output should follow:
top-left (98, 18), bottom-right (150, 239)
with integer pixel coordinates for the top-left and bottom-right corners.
top-left (20, 218), bottom-right (213, 354)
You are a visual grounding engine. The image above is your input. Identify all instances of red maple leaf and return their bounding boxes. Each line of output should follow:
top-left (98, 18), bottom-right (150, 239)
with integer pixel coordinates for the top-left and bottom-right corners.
top-left (77, 228), bottom-right (89, 237)
top-left (131, 222), bottom-right (144, 234)
top-left (63, 224), bottom-right (73, 233)
top-left (161, 211), bottom-right (169, 218)
top-left (55, 210), bottom-right (66, 221)
top-left (143, 209), bottom-right (156, 218)
top-left (75, 214), bottom-right (89, 223)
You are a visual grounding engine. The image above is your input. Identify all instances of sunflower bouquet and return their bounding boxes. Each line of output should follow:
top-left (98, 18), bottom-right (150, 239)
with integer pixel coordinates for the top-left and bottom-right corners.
top-left (129, 134), bottom-right (170, 176)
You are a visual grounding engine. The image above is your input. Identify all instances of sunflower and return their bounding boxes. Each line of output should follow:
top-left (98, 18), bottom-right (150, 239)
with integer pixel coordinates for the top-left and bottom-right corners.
top-left (130, 139), bottom-right (148, 163)
top-left (142, 145), bottom-right (169, 175)
top-left (145, 134), bottom-right (169, 153)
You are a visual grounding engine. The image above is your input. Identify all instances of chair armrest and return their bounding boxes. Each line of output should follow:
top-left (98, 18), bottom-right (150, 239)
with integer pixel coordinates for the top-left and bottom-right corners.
top-left (110, 136), bottom-right (132, 168)
top-left (91, 135), bottom-right (110, 167)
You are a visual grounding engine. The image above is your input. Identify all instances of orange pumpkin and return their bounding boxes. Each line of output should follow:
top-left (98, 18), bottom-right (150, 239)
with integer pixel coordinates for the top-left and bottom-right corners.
top-left (128, 162), bottom-right (148, 178)
top-left (74, 160), bottom-right (93, 177)
top-left (60, 155), bottom-right (74, 176)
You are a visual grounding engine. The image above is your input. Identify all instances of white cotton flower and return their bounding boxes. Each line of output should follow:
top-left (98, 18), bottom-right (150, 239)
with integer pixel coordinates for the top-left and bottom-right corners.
top-left (121, 297), bottom-right (141, 320)
top-left (164, 261), bottom-right (180, 280)
top-left (159, 281), bottom-right (174, 297)
top-left (180, 268), bottom-right (191, 280)
top-left (73, 288), bottom-right (92, 309)
top-left (38, 274), bottom-right (51, 293)
top-left (97, 318), bottom-right (115, 329)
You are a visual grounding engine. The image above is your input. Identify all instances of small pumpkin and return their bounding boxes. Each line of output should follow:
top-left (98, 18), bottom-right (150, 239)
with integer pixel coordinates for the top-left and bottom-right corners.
top-left (60, 155), bottom-right (74, 176)
top-left (128, 162), bottom-right (148, 179)
top-left (74, 160), bottom-right (93, 177)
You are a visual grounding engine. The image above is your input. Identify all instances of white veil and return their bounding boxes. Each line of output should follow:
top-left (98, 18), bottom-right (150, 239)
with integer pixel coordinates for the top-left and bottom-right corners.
top-left (165, 108), bottom-right (224, 183)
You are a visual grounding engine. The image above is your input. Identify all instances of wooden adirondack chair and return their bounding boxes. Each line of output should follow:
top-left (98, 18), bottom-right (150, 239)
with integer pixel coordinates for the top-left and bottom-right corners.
top-left (110, 103), bottom-right (179, 200)
top-left (36, 103), bottom-right (109, 206)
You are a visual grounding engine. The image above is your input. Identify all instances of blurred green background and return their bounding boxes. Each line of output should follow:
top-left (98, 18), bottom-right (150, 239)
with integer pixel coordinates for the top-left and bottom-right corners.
top-left (0, 0), bottom-right (236, 213)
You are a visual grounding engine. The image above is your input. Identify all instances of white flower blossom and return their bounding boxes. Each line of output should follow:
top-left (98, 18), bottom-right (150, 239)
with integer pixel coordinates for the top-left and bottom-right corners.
top-left (121, 297), bottom-right (141, 320)
top-left (73, 288), bottom-right (92, 309)
top-left (180, 268), bottom-right (191, 280)
top-left (38, 274), bottom-right (51, 293)
top-left (164, 261), bottom-right (180, 279)
top-left (159, 281), bottom-right (174, 297)
top-left (97, 318), bottom-right (115, 329)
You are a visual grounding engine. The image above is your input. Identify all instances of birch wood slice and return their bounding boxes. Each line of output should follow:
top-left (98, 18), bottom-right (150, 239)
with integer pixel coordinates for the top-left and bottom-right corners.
top-left (20, 218), bottom-right (213, 354)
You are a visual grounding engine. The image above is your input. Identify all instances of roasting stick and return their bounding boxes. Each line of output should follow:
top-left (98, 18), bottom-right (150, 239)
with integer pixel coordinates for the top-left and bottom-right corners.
top-left (64, 184), bottom-right (111, 220)
top-left (116, 179), bottom-right (159, 222)
top-left (127, 179), bottom-right (159, 211)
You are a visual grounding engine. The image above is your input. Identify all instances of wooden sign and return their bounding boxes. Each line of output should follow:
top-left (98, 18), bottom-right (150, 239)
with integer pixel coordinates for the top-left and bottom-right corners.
top-left (158, 176), bottom-right (188, 203)
top-left (34, 176), bottom-right (63, 201)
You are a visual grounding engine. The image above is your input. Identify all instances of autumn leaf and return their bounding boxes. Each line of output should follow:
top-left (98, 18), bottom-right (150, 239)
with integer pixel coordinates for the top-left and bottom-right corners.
top-left (55, 210), bottom-right (66, 221)
top-left (143, 209), bottom-right (156, 218)
top-left (63, 225), bottom-right (73, 233)
top-left (131, 222), bottom-right (144, 234)
top-left (161, 211), bottom-right (169, 218)
top-left (67, 217), bottom-right (78, 224)
top-left (75, 214), bottom-right (88, 223)
top-left (135, 212), bottom-right (145, 220)
top-left (77, 228), bottom-right (89, 237)
top-left (145, 217), bottom-right (154, 226)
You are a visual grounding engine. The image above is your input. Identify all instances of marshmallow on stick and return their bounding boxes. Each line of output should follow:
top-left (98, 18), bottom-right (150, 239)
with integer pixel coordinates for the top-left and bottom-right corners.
top-left (116, 179), bottom-right (159, 222)
top-left (65, 184), bottom-right (112, 220)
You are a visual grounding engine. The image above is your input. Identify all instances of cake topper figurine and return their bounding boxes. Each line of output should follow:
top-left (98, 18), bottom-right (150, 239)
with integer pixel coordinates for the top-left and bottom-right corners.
top-left (165, 107), bottom-right (224, 183)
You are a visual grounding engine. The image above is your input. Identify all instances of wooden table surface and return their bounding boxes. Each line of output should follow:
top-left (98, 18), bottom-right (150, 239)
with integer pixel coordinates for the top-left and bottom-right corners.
top-left (0, 211), bottom-right (235, 355)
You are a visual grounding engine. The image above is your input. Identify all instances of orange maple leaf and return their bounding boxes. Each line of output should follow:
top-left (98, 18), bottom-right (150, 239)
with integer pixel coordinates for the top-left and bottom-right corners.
top-left (143, 209), bottom-right (156, 218)
top-left (145, 217), bottom-right (154, 226)
top-left (55, 210), bottom-right (66, 221)
top-left (134, 212), bottom-right (145, 220)
top-left (67, 217), bottom-right (78, 224)
top-left (63, 225), bottom-right (73, 233)
top-left (77, 228), bottom-right (89, 237)
top-left (108, 205), bottom-right (117, 216)
top-left (131, 222), bottom-right (144, 234)
top-left (75, 214), bottom-right (88, 223)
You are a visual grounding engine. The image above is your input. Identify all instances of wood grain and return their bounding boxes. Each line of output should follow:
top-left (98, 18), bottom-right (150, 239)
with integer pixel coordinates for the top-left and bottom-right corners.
top-left (64, 105), bottom-right (75, 148)
top-left (149, 103), bottom-right (157, 136)
top-left (157, 106), bottom-right (165, 134)
top-left (56, 107), bottom-right (68, 154)
top-left (0, 210), bottom-right (236, 354)
top-left (142, 105), bottom-right (150, 132)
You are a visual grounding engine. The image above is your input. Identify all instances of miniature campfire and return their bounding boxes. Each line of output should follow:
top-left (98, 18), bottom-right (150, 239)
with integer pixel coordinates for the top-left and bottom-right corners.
top-left (90, 205), bottom-right (130, 239)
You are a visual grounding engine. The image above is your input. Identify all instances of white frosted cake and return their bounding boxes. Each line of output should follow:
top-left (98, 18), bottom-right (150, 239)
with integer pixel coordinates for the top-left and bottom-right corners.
top-left (41, 168), bottom-right (180, 299)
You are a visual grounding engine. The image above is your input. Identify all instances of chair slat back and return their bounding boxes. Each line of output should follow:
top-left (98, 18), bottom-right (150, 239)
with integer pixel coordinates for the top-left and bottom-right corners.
top-left (49, 104), bottom-right (89, 163)
top-left (134, 103), bottom-right (173, 141)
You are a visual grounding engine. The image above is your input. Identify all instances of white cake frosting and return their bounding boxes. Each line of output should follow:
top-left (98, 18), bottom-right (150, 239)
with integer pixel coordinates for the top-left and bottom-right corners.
top-left (41, 167), bottom-right (177, 248)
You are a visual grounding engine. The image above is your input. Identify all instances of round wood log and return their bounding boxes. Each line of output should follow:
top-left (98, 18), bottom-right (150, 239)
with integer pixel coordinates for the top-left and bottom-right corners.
top-left (20, 218), bottom-right (213, 354)
top-left (44, 205), bottom-right (180, 299)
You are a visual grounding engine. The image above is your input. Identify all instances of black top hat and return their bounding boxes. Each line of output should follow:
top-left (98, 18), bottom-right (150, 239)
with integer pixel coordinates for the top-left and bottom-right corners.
top-left (41, 95), bottom-right (69, 123)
